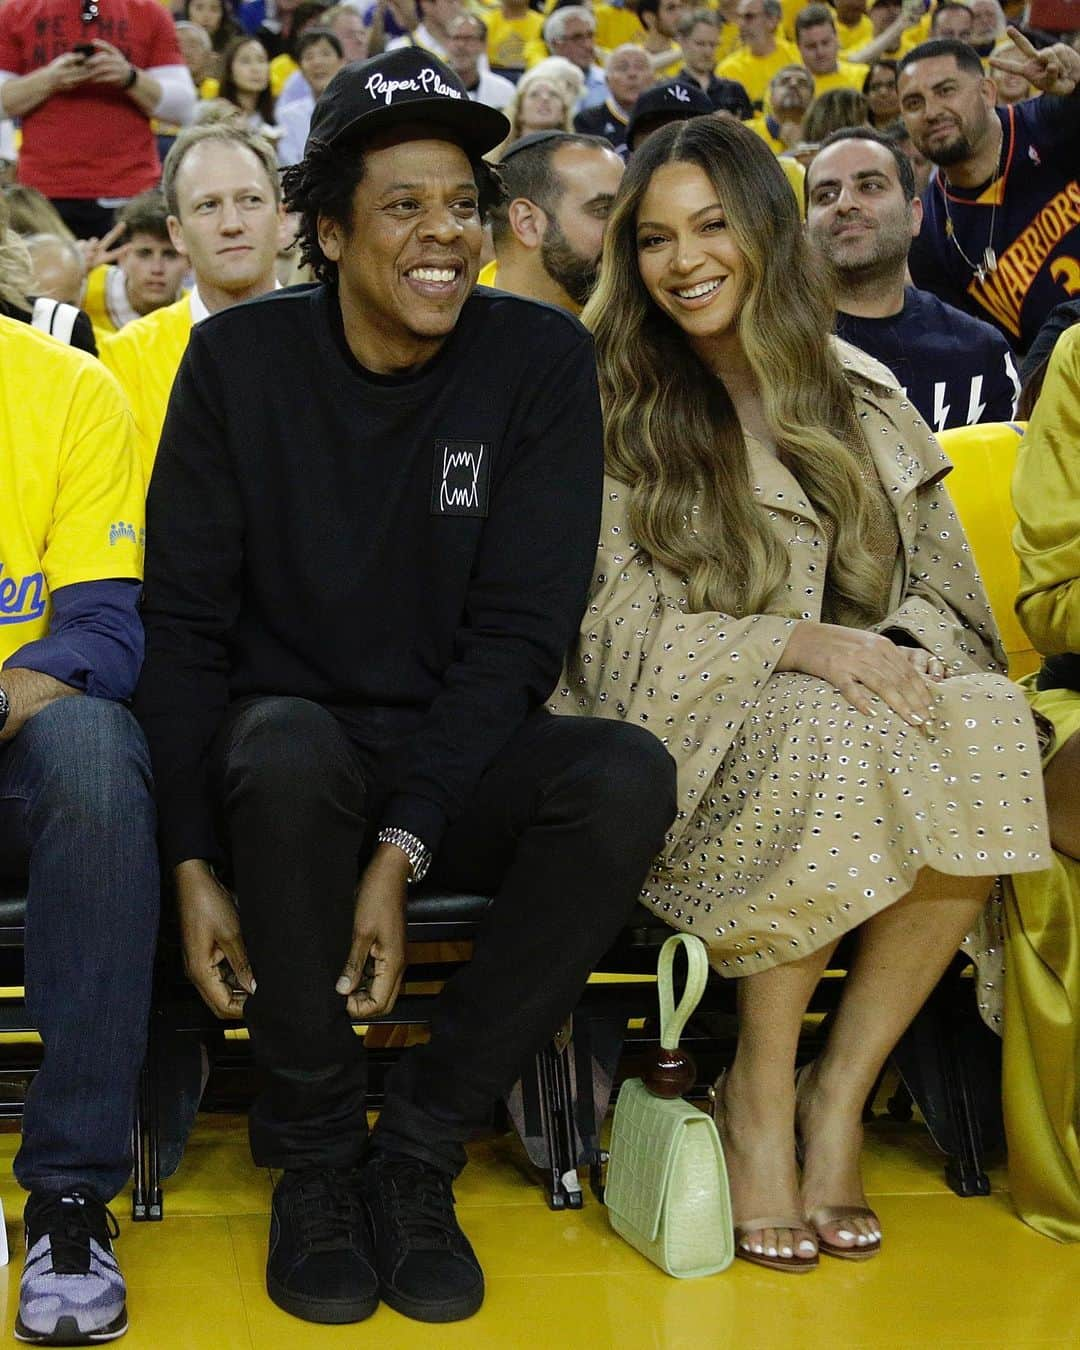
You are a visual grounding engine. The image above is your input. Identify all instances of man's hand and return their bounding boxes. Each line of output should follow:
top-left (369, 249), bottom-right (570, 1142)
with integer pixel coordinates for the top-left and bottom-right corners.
top-left (175, 859), bottom-right (254, 1020)
top-left (990, 27), bottom-right (1080, 97)
top-left (0, 669), bottom-right (79, 743)
top-left (83, 40), bottom-right (135, 87)
top-left (46, 51), bottom-right (92, 93)
top-left (79, 220), bottom-right (127, 274)
top-left (336, 844), bottom-right (409, 1020)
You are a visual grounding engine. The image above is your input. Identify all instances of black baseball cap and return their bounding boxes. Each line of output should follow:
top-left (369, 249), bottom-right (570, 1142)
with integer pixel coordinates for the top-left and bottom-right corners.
top-left (626, 81), bottom-right (714, 149)
top-left (306, 47), bottom-right (510, 157)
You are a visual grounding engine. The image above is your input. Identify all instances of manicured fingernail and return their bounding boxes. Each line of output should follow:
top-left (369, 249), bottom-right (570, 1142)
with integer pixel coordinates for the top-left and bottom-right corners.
top-left (780, 1245), bottom-right (792, 1257)
top-left (909, 714), bottom-right (924, 725)
top-left (766, 1246), bottom-right (777, 1257)
top-left (335, 977), bottom-right (350, 994)
top-left (751, 1243), bottom-right (763, 1254)
top-left (799, 1240), bottom-right (817, 1254)
top-left (856, 1234), bottom-right (869, 1245)
top-left (249, 980), bottom-right (257, 993)
top-left (837, 1229), bottom-right (855, 1241)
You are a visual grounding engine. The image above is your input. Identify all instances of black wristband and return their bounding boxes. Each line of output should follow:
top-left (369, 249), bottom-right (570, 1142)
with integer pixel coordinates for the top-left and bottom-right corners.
top-left (123, 64), bottom-right (138, 90)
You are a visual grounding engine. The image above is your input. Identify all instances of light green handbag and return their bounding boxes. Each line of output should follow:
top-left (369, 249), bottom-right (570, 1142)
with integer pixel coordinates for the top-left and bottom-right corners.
top-left (604, 933), bottom-right (734, 1278)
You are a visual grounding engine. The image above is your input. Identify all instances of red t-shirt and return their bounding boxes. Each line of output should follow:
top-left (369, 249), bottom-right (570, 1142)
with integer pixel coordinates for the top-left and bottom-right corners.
top-left (0, 0), bottom-right (181, 198)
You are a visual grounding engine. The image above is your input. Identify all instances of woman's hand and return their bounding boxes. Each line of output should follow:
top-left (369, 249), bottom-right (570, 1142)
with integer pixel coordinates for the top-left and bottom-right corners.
top-left (897, 645), bottom-right (947, 683)
top-left (776, 621), bottom-right (936, 727)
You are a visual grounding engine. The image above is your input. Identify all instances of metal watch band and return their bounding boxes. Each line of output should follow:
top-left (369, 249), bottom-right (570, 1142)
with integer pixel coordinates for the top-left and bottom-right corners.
top-left (376, 826), bottom-right (432, 884)
top-left (0, 684), bottom-right (9, 734)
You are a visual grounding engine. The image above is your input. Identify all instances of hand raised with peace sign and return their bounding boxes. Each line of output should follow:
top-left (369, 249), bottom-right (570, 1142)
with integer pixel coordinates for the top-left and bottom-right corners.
top-left (989, 26), bottom-right (1080, 97)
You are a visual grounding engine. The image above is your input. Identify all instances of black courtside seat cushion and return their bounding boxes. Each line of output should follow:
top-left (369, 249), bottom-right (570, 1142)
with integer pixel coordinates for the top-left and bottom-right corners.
top-left (0, 877), bottom-right (26, 941)
top-left (405, 890), bottom-right (492, 929)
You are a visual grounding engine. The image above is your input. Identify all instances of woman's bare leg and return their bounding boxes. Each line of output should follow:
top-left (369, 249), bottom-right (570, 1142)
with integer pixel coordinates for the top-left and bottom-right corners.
top-left (720, 938), bottom-right (838, 1261)
top-left (1043, 728), bottom-right (1080, 860)
top-left (797, 868), bottom-right (991, 1251)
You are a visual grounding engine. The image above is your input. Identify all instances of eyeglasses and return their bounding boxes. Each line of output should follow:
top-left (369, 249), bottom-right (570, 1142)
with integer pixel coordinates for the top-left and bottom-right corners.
top-left (81, 0), bottom-right (99, 22)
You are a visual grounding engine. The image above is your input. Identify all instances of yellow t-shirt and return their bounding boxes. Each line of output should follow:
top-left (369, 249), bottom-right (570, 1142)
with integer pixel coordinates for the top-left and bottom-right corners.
top-left (82, 264), bottom-right (119, 338)
top-left (837, 14), bottom-right (874, 51)
top-left (594, 4), bottom-right (643, 50)
top-left (714, 21), bottom-right (740, 63)
top-left (100, 294), bottom-right (195, 486)
top-left (270, 53), bottom-right (298, 97)
top-left (746, 112), bottom-right (785, 152)
top-left (0, 317), bottom-right (143, 664)
top-left (813, 60), bottom-right (869, 97)
top-left (477, 260), bottom-right (499, 287)
top-left (487, 10), bottom-right (545, 70)
top-left (717, 40), bottom-right (800, 107)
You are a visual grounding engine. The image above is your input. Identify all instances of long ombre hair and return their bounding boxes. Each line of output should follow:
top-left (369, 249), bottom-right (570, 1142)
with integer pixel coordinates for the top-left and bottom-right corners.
top-left (582, 116), bottom-right (878, 621)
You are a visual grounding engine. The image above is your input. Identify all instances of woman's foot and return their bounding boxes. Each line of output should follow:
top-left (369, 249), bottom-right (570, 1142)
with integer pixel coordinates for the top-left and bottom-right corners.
top-left (795, 1061), bottom-right (882, 1259)
top-left (711, 1068), bottom-right (818, 1272)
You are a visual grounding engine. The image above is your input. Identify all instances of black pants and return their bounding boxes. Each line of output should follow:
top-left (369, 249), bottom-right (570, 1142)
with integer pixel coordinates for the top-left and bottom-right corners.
top-left (213, 697), bottom-right (676, 1177)
top-left (49, 198), bottom-right (117, 240)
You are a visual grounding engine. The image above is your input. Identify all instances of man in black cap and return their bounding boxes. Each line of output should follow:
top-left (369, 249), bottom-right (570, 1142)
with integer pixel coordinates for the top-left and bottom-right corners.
top-left (135, 46), bottom-right (676, 1329)
top-left (625, 80), bottom-right (714, 153)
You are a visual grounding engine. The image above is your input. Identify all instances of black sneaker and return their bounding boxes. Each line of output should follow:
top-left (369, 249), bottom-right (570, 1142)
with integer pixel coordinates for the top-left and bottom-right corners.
top-left (16, 1190), bottom-right (126, 1345)
top-left (266, 1168), bottom-right (379, 1324)
top-left (358, 1152), bottom-right (484, 1323)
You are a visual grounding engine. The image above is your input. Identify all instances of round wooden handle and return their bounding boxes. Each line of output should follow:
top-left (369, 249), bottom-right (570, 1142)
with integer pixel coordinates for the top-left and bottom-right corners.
top-left (641, 1045), bottom-right (697, 1099)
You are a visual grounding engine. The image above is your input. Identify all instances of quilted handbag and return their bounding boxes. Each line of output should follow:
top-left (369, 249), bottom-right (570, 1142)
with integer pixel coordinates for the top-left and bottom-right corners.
top-left (604, 933), bottom-right (733, 1278)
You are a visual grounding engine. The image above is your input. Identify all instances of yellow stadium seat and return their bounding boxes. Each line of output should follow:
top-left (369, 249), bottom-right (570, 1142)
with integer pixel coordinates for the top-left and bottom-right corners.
top-left (937, 421), bottom-right (1039, 680)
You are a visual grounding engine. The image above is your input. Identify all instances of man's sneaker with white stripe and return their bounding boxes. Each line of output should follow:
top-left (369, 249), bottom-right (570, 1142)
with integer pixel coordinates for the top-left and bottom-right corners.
top-left (16, 1191), bottom-right (127, 1345)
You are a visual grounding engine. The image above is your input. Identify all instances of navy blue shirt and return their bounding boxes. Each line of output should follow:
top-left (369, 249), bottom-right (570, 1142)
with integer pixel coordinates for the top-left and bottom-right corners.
top-left (909, 95), bottom-right (1080, 353)
top-left (835, 286), bottom-right (1019, 432)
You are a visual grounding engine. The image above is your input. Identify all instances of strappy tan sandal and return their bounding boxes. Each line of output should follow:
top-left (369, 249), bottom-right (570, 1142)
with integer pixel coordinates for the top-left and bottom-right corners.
top-left (806, 1205), bottom-right (882, 1262)
top-left (709, 1072), bottom-right (819, 1274)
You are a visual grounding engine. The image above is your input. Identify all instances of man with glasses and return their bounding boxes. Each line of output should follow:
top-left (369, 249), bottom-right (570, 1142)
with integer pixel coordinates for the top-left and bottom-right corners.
top-left (717, 0), bottom-right (797, 109)
top-left (445, 13), bottom-right (515, 110)
top-left (542, 7), bottom-right (607, 109)
top-left (0, 0), bottom-right (195, 239)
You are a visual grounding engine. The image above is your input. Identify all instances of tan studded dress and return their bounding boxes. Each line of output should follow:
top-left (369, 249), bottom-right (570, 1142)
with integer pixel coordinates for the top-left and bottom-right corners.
top-left (552, 343), bottom-right (1051, 1027)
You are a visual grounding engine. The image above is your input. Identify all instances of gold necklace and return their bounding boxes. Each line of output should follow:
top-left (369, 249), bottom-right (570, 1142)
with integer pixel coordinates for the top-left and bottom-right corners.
top-left (940, 118), bottom-right (1004, 285)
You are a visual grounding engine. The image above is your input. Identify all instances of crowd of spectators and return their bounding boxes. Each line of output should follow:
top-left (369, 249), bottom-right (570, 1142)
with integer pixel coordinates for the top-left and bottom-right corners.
top-left (1, 0), bottom-right (1080, 1345)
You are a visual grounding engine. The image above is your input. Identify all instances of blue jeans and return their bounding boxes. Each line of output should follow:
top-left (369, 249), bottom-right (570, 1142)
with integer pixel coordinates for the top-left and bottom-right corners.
top-left (0, 698), bottom-right (159, 1201)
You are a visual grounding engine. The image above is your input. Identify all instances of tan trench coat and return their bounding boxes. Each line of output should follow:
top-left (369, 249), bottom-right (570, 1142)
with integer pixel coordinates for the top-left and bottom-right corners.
top-left (552, 343), bottom-right (1050, 1024)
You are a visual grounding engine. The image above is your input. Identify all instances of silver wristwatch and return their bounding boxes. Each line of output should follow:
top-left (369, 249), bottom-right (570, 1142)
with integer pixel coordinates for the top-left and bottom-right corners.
top-left (376, 826), bottom-right (432, 884)
top-left (0, 683), bottom-right (9, 735)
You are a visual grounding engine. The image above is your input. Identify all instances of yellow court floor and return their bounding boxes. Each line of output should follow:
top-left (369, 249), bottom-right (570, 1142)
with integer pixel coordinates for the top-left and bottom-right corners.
top-left (0, 1113), bottom-right (1076, 1349)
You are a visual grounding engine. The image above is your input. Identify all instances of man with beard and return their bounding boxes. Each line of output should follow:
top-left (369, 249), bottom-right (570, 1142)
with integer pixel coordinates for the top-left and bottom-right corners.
top-left (807, 127), bottom-right (1019, 430)
top-left (746, 62), bottom-right (814, 151)
top-left (483, 131), bottom-right (623, 311)
top-left (900, 33), bottom-right (1080, 352)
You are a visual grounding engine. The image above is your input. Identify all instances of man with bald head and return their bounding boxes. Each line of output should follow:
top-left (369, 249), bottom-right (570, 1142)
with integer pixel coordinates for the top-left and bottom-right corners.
top-left (25, 233), bottom-right (84, 308)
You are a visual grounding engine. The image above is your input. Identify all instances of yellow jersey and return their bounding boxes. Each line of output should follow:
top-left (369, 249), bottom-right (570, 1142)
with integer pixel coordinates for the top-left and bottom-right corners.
top-left (100, 293), bottom-right (195, 485)
top-left (746, 112), bottom-right (785, 152)
top-left (837, 13), bottom-right (873, 51)
top-left (487, 10), bottom-right (544, 70)
top-left (0, 316), bottom-right (143, 663)
top-left (594, 4), bottom-right (643, 49)
top-left (813, 61), bottom-right (869, 96)
top-left (477, 260), bottom-right (499, 287)
top-left (83, 264), bottom-right (120, 338)
top-left (717, 39), bottom-right (800, 107)
top-left (269, 53), bottom-right (298, 97)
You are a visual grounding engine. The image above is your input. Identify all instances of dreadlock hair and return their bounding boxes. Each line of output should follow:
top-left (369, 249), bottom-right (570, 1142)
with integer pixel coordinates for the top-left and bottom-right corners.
top-left (283, 132), bottom-right (505, 283)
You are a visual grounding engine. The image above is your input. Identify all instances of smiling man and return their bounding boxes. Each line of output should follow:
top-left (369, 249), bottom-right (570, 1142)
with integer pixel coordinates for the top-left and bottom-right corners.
top-left (899, 33), bottom-right (1080, 351)
top-left (806, 126), bottom-right (1019, 429)
top-left (133, 47), bottom-right (675, 1330)
top-left (101, 122), bottom-right (284, 481)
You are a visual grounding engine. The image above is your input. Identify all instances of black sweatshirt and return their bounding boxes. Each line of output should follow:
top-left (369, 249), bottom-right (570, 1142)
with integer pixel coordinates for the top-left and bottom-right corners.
top-left (134, 283), bottom-right (604, 870)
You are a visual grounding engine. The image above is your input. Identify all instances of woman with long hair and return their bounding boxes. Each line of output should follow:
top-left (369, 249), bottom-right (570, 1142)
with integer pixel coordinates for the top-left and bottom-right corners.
top-left (862, 58), bottom-right (901, 129)
top-left (215, 35), bottom-right (277, 133)
top-left (557, 116), bottom-right (1049, 1272)
top-left (498, 68), bottom-right (576, 152)
top-left (185, 0), bottom-right (241, 68)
